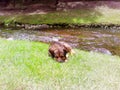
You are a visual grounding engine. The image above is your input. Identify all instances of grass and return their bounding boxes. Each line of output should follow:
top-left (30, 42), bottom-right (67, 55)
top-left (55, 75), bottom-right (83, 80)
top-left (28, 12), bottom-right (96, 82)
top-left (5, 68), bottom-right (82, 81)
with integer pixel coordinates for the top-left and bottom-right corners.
top-left (0, 38), bottom-right (120, 90)
top-left (0, 6), bottom-right (120, 25)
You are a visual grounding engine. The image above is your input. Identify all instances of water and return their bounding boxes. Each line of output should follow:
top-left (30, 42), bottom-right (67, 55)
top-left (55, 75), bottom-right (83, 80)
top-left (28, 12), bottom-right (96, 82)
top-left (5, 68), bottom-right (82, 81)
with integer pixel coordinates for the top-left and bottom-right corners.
top-left (0, 28), bottom-right (120, 56)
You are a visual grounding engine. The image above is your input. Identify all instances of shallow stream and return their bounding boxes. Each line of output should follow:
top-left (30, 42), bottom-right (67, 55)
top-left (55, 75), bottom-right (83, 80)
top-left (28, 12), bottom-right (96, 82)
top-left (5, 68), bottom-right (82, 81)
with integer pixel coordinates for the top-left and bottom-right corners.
top-left (0, 28), bottom-right (120, 56)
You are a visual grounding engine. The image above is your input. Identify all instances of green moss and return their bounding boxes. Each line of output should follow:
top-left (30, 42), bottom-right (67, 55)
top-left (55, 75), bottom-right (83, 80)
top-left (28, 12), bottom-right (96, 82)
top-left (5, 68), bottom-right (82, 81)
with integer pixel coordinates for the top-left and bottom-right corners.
top-left (0, 10), bottom-right (106, 25)
top-left (0, 9), bottom-right (120, 26)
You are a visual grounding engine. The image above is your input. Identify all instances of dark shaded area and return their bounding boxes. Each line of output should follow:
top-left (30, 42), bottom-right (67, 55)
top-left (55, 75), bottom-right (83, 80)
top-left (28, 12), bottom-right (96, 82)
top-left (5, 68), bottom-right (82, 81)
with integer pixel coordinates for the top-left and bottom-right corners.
top-left (0, 0), bottom-right (120, 16)
top-left (0, 1), bottom-right (119, 19)
top-left (0, 0), bottom-right (120, 10)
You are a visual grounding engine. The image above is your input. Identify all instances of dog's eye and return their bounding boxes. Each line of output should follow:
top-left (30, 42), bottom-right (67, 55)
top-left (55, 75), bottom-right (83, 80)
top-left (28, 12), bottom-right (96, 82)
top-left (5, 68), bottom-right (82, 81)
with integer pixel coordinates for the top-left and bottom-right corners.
top-left (55, 56), bottom-right (59, 58)
top-left (61, 56), bottom-right (64, 58)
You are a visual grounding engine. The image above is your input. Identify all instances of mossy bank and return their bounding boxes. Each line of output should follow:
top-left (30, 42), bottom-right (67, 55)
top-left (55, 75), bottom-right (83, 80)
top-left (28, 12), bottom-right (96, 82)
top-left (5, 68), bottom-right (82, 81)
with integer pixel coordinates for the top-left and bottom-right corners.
top-left (0, 8), bottom-right (120, 29)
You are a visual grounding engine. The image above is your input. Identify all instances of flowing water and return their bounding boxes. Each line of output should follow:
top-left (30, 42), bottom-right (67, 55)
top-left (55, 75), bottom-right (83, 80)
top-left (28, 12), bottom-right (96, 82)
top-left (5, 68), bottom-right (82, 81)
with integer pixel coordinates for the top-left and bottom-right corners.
top-left (0, 28), bottom-right (120, 56)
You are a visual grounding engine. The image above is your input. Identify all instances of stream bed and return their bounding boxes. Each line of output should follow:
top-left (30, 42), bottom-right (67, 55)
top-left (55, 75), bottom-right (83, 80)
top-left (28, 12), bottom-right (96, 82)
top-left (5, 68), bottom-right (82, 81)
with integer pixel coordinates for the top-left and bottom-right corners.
top-left (0, 28), bottom-right (120, 56)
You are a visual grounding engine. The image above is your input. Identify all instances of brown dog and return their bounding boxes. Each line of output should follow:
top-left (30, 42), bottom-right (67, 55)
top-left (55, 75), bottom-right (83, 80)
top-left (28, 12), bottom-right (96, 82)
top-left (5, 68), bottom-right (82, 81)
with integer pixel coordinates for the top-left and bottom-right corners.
top-left (49, 41), bottom-right (74, 63)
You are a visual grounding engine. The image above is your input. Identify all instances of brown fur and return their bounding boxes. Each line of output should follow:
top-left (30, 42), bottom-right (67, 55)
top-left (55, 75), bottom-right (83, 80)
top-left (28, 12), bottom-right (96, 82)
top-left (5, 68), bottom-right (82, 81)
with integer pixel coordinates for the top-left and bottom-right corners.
top-left (49, 41), bottom-right (74, 63)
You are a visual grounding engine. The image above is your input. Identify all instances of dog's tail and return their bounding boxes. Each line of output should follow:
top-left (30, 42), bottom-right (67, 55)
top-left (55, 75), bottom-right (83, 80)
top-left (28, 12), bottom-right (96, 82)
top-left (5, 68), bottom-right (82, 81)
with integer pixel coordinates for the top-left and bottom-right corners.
top-left (70, 49), bottom-right (75, 54)
top-left (66, 49), bottom-right (75, 58)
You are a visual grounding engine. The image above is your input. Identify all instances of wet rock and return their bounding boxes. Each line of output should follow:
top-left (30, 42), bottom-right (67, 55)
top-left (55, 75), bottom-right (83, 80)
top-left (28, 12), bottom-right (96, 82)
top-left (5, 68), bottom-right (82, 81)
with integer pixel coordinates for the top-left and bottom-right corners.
top-left (7, 37), bottom-right (14, 40)
top-left (91, 47), bottom-right (112, 55)
top-left (0, 22), bottom-right (4, 26)
top-left (24, 24), bottom-right (49, 29)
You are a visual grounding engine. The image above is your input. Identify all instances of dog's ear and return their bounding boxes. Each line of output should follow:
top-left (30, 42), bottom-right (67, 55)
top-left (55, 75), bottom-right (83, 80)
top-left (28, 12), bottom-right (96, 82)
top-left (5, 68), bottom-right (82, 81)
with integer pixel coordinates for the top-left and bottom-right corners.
top-left (63, 49), bottom-right (67, 56)
top-left (49, 49), bottom-right (55, 58)
top-left (63, 44), bottom-right (75, 55)
top-left (63, 45), bottom-right (72, 53)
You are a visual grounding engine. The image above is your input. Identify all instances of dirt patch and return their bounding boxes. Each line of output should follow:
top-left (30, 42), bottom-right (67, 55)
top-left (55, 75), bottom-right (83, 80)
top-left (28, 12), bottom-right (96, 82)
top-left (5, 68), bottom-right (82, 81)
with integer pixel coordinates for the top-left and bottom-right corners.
top-left (0, 3), bottom-right (56, 16)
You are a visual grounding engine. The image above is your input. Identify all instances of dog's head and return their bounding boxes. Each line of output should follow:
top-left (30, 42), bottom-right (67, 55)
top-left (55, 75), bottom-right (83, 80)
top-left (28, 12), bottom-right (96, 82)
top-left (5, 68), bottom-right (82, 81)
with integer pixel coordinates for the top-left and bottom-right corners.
top-left (53, 49), bottom-right (68, 63)
top-left (49, 41), bottom-right (73, 63)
